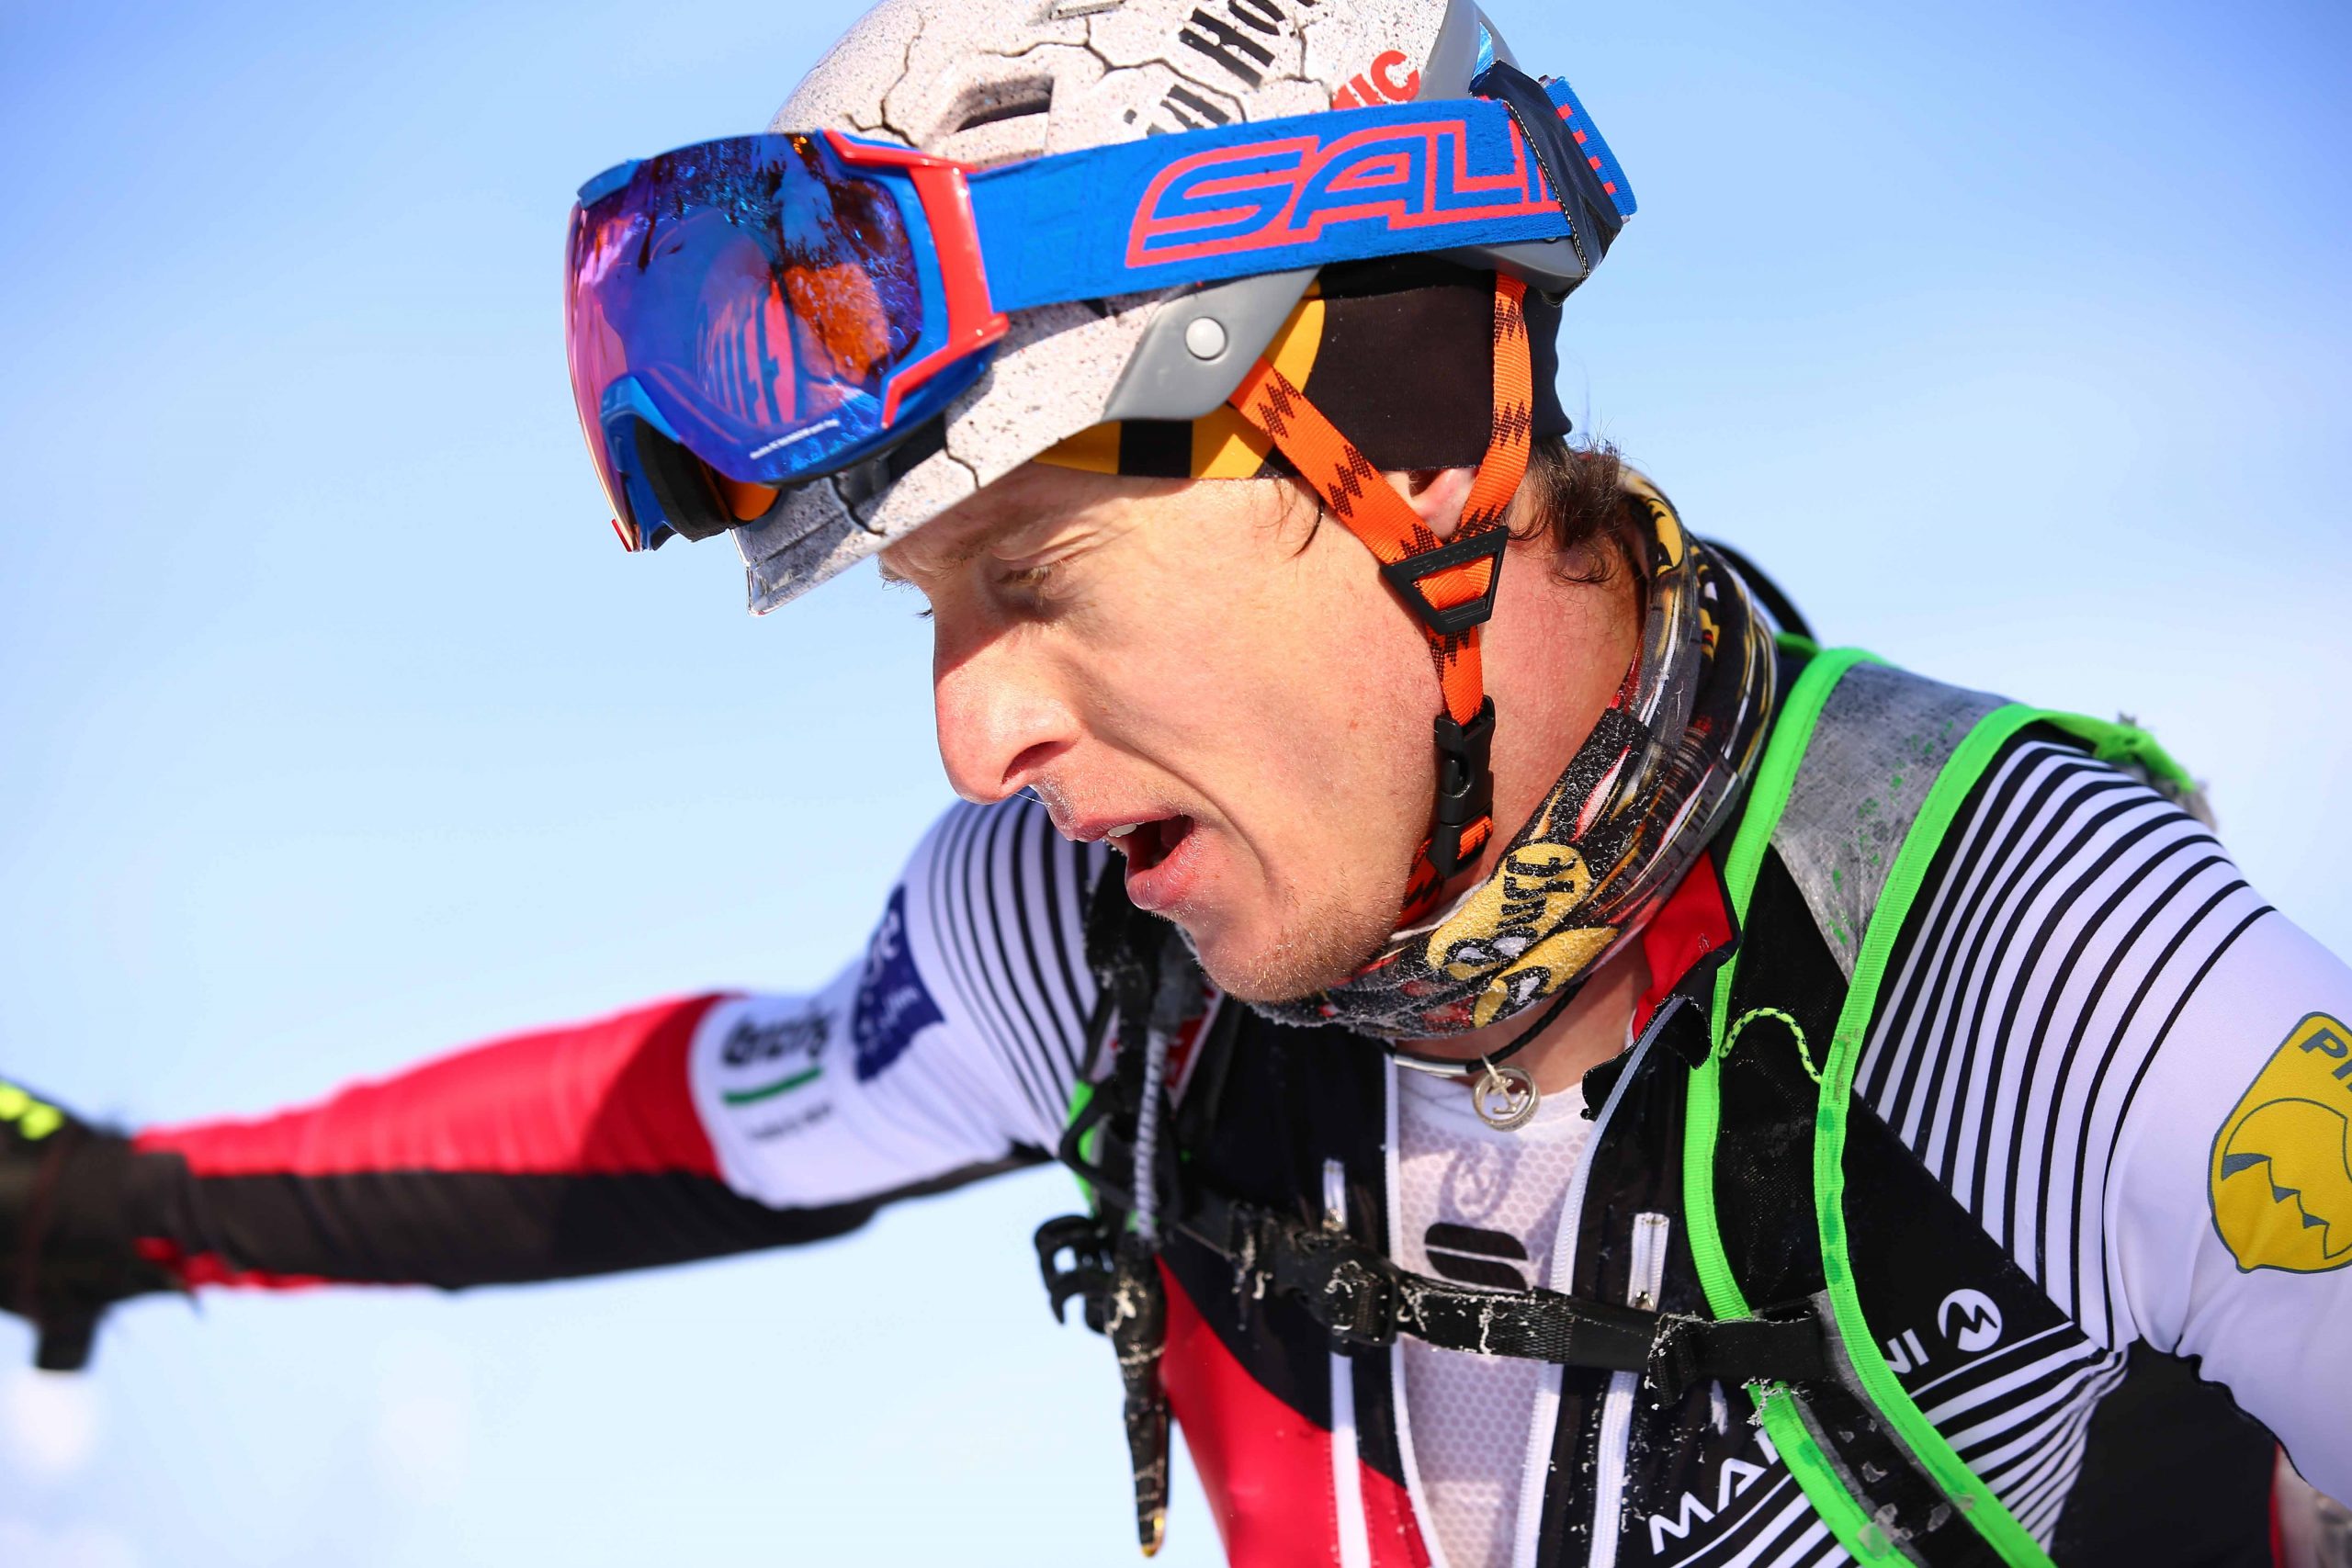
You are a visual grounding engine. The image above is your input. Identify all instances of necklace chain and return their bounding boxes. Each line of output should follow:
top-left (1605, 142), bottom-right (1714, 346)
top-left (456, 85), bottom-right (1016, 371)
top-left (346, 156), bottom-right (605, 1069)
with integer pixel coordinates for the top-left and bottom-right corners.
top-left (1386, 984), bottom-right (1581, 1129)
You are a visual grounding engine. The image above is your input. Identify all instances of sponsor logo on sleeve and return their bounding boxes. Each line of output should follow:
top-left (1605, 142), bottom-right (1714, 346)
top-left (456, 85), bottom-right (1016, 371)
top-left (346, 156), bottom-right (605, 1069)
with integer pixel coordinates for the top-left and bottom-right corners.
top-left (744, 1099), bottom-right (835, 1143)
top-left (851, 887), bottom-right (945, 1081)
top-left (2209, 1011), bottom-right (2352, 1274)
top-left (718, 1011), bottom-right (829, 1107)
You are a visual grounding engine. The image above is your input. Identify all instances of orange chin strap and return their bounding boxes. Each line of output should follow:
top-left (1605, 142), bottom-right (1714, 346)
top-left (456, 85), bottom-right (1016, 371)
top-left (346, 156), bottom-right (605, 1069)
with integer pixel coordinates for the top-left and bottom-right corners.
top-left (1226, 274), bottom-right (1535, 924)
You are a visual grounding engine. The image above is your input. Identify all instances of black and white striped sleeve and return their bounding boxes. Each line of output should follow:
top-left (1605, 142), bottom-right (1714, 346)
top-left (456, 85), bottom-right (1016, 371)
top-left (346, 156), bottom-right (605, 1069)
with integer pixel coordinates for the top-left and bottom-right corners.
top-left (1859, 734), bottom-right (2352, 1497)
top-left (688, 795), bottom-right (1109, 1208)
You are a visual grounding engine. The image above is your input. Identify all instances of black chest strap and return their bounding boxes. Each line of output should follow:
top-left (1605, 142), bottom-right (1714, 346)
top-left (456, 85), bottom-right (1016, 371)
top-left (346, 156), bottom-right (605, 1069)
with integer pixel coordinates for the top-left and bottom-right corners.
top-left (1193, 1181), bottom-right (1825, 1399)
top-left (1043, 1093), bottom-right (1831, 1402)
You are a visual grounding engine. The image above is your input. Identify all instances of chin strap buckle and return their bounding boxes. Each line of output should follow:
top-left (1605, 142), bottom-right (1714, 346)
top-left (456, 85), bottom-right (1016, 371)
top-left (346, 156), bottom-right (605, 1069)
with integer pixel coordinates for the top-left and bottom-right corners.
top-left (1376, 525), bottom-right (1510, 639)
top-left (1428, 697), bottom-right (1497, 880)
top-left (1218, 272), bottom-right (1530, 908)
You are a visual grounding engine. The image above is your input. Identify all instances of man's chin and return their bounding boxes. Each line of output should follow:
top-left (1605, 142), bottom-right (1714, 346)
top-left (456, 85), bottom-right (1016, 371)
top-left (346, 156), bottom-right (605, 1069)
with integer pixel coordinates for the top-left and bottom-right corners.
top-left (1174, 903), bottom-right (1389, 1006)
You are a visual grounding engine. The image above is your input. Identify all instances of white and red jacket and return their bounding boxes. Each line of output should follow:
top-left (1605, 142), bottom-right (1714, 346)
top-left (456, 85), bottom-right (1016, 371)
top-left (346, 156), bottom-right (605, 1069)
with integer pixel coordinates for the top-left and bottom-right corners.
top-left (125, 728), bottom-right (2352, 1566)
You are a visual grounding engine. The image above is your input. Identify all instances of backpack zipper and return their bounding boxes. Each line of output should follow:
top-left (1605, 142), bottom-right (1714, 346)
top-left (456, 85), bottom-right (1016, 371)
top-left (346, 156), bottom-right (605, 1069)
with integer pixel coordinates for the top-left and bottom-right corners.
top-left (1326, 1157), bottom-right (1374, 1568)
top-left (1587, 1211), bottom-right (1673, 1568)
top-left (1506, 995), bottom-right (1686, 1568)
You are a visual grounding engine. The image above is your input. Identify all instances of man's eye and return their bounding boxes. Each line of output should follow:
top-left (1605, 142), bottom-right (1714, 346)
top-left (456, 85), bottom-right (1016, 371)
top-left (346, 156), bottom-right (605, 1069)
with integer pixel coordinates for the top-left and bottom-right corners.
top-left (997, 562), bottom-right (1064, 609)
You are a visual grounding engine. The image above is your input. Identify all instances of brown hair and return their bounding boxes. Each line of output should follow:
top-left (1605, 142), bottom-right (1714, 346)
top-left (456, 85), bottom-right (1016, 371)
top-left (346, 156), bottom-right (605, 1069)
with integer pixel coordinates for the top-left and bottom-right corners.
top-left (1283, 435), bottom-right (1643, 592)
top-left (1515, 435), bottom-right (1642, 587)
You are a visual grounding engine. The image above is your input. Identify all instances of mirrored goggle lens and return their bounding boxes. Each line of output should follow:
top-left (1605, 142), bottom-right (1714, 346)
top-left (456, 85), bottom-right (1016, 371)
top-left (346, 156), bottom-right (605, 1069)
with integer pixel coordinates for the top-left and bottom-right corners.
top-left (564, 134), bottom-right (929, 543)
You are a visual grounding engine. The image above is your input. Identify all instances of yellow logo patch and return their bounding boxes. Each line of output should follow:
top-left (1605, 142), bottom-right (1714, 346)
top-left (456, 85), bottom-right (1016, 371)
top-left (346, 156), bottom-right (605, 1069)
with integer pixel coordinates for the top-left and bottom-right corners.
top-left (2209, 1012), bottom-right (2352, 1274)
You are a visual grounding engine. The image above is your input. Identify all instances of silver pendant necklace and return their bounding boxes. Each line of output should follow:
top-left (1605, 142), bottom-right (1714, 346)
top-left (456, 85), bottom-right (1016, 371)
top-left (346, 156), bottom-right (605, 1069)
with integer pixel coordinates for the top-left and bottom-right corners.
top-left (1390, 984), bottom-right (1581, 1130)
top-left (1470, 1060), bottom-right (1541, 1130)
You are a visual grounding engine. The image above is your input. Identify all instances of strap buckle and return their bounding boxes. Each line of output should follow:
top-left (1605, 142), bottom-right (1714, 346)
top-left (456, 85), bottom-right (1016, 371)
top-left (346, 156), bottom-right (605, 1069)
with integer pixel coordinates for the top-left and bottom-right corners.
top-left (1377, 525), bottom-right (1510, 640)
top-left (1428, 696), bottom-right (1497, 879)
top-left (1645, 1313), bottom-right (1711, 1403)
top-left (1645, 1301), bottom-right (1836, 1402)
top-left (1282, 1228), bottom-right (1400, 1349)
top-left (1034, 1213), bottom-right (1117, 1334)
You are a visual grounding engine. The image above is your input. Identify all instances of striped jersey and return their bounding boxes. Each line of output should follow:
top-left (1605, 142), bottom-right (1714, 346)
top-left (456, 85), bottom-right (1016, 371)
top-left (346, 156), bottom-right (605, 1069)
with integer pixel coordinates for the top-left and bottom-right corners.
top-left (125, 717), bottom-right (2352, 1565)
top-left (687, 732), bottom-right (2350, 1563)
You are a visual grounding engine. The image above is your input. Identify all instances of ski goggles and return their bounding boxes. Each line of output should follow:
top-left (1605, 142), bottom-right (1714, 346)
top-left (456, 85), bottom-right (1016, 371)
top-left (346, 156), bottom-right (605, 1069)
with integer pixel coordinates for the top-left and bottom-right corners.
top-left (565, 71), bottom-right (1633, 552)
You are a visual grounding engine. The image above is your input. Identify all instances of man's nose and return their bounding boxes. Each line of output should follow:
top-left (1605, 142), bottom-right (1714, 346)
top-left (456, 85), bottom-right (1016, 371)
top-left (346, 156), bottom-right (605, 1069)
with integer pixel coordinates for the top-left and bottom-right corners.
top-left (932, 635), bottom-right (1079, 806)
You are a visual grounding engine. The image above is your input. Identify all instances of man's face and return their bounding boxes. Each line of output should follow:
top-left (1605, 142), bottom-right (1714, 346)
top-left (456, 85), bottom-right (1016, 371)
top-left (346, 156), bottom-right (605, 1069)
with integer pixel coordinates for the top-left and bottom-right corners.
top-left (880, 464), bottom-right (1442, 1001)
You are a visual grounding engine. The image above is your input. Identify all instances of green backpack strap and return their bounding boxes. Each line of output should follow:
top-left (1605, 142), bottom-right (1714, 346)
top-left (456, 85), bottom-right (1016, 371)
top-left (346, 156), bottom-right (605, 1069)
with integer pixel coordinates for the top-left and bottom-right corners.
top-left (1684, 647), bottom-right (2182, 1565)
top-left (1686, 646), bottom-right (1917, 1562)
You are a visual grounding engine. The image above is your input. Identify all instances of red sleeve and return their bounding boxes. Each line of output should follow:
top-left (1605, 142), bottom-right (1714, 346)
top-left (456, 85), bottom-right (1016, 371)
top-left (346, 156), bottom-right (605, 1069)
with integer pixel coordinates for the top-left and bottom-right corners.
top-left (137, 994), bottom-right (726, 1179)
top-left (124, 994), bottom-right (884, 1291)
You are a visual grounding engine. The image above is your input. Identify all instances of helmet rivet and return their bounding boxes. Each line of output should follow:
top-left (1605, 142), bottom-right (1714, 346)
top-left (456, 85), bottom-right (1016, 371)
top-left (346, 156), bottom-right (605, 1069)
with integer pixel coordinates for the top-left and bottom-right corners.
top-left (1182, 316), bottom-right (1227, 361)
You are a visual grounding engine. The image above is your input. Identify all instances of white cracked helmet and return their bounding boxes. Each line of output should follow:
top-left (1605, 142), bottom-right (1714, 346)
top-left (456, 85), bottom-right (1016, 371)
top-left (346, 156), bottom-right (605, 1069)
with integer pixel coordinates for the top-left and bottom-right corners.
top-left (725, 0), bottom-right (1578, 613)
top-left (567, 0), bottom-right (1635, 904)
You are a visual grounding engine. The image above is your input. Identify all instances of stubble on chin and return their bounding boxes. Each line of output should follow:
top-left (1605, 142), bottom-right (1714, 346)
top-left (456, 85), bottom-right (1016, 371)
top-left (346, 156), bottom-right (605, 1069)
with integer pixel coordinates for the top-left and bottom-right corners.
top-left (1172, 883), bottom-right (1399, 1005)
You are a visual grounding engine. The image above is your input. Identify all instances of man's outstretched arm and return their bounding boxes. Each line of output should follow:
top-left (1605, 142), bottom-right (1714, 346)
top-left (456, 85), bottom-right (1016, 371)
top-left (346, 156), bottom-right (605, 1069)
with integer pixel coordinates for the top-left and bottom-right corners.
top-left (124, 992), bottom-right (903, 1292)
top-left (2, 795), bottom-right (1105, 1364)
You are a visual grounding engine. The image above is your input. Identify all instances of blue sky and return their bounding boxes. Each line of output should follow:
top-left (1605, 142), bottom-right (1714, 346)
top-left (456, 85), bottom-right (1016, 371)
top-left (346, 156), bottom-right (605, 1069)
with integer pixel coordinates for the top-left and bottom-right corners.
top-left (2, 1), bottom-right (2346, 1563)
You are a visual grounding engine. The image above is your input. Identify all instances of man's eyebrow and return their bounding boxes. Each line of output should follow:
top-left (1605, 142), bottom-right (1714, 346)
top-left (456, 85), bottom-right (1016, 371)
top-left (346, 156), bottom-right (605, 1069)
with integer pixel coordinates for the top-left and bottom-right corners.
top-left (883, 506), bottom-right (1045, 579)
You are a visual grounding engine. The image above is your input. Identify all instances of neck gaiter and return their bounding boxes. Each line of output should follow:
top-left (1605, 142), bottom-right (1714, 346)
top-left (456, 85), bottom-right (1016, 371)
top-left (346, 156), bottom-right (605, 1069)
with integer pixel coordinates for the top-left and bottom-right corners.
top-left (1256, 473), bottom-right (1778, 1042)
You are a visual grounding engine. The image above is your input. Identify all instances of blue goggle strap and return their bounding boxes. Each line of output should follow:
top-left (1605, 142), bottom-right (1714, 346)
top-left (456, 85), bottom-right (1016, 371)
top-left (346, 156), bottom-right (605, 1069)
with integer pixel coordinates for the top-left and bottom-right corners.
top-left (969, 78), bottom-right (1636, 314)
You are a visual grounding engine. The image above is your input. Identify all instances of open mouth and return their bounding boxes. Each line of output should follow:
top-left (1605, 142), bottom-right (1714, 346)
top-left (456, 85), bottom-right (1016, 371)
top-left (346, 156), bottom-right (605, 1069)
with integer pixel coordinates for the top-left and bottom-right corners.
top-left (1109, 815), bottom-right (1194, 874)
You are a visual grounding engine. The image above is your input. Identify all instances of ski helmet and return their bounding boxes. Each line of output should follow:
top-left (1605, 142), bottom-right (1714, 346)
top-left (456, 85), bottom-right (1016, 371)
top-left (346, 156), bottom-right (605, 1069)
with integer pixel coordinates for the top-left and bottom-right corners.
top-left (566, 0), bottom-right (1634, 910)
top-left (721, 0), bottom-right (1621, 616)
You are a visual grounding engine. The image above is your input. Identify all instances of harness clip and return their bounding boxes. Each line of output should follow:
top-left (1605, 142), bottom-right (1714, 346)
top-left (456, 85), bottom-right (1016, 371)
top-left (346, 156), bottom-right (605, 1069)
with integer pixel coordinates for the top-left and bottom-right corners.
top-left (1428, 697), bottom-right (1498, 879)
top-left (1645, 1312), bottom-right (1709, 1403)
top-left (1284, 1228), bottom-right (1401, 1349)
top-left (1378, 525), bottom-right (1510, 640)
top-left (1035, 1213), bottom-right (1117, 1335)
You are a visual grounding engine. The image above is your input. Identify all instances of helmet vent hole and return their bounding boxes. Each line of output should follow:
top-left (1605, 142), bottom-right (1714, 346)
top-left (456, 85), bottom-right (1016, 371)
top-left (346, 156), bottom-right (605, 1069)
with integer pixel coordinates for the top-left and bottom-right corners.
top-left (949, 79), bottom-right (1055, 134)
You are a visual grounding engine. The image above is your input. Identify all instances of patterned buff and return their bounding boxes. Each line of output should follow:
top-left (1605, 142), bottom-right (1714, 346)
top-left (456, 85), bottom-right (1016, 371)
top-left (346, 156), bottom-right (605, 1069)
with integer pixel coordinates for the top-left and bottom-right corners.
top-left (1261, 474), bottom-right (1779, 1041)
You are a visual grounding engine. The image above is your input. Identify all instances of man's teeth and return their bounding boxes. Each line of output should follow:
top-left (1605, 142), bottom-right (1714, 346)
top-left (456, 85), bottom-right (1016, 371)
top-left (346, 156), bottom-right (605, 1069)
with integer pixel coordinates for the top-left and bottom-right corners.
top-left (1105, 823), bottom-right (1141, 840)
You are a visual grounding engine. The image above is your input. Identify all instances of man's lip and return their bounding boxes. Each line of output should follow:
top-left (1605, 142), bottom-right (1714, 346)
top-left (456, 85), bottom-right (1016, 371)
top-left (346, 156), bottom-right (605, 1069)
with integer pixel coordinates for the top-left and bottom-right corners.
top-left (1054, 810), bottom-right (1182, 844)
top-left (1124, 817), bottom-right (1204, 912)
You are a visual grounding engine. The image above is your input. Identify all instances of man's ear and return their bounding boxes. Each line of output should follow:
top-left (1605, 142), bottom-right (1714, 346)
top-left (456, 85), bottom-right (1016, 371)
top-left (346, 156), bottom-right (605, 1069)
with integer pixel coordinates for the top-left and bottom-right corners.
top-left (1383, 467), bottom-right (1478, 539)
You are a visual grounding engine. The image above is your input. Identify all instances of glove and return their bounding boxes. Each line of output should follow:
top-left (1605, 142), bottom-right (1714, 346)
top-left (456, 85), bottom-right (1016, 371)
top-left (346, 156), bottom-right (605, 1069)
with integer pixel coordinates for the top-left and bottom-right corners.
top-left (0, 1077), bottom-right (178, 1371)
